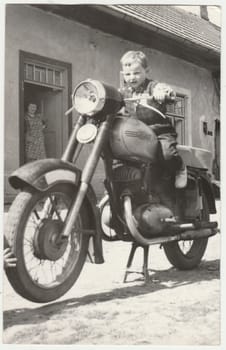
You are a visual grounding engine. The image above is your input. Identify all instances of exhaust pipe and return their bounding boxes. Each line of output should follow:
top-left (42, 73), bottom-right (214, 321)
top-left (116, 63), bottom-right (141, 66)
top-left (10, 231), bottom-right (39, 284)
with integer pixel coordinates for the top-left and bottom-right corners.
top-left (123, 195), bottom-right (219, 246)
top-left (163, 218), bottom-right (218, 231)
top-left (179, 228), bottom-right (218, 240)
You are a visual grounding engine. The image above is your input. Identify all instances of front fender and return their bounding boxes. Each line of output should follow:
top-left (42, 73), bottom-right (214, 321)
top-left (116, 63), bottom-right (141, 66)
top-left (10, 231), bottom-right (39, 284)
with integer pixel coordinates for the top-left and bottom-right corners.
top-left (9, 158), bottom-right (104, 264)
top-left (9, 158), bottom-right (81, 191)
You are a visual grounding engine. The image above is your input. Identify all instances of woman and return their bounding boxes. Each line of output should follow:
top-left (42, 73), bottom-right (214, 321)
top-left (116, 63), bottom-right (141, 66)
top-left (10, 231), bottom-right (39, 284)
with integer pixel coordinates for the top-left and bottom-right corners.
top-left (24, 102), bottom-right (46, 162)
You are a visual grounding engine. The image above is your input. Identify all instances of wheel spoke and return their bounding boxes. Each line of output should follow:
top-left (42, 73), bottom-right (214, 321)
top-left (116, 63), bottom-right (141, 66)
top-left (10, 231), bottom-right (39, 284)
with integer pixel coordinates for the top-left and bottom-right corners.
top-left (50, 261), bottom-right (57, 281)
top-left (27, 260), bottom-right (42, 273)
top-left (49, 196), bottom-right (64, 222)
top-left (33, 209), bottom-right (41, 221)
top-left (24, 236), bottom-right (34, 247)
top-left (31, 211), bottom-right (40, 225)
top-left (179, 240), bottom-right (193, 254)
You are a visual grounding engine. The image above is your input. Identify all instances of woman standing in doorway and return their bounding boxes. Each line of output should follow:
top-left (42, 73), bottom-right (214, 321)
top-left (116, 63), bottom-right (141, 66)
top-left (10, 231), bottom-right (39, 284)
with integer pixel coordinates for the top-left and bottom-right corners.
top-left (24, 102), bottom-right (46, 162)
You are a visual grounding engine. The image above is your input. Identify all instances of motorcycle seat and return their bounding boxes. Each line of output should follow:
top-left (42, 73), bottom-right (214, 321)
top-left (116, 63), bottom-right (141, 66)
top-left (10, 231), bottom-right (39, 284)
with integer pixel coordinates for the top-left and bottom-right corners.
top-left (177, 145), bottom-right (212, 170)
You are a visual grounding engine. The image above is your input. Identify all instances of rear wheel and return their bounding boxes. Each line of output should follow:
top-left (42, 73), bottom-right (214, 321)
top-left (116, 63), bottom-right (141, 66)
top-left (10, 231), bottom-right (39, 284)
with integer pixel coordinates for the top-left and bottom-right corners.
top-left (163, 193), bottom-right (209, 270)
top-left (5, 183), bottom-right (89, 303)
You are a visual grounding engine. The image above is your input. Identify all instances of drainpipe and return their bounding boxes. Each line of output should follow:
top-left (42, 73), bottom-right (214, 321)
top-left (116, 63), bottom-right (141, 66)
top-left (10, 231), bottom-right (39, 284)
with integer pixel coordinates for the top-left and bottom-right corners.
top-left (200, 6), bottom-right (209, 21)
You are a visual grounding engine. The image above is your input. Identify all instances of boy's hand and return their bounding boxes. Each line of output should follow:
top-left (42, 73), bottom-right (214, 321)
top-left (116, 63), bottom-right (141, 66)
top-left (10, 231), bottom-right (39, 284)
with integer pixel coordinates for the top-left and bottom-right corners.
top-left (153, 90), bottom-right (167, 104)
top-left (4, 248), bottom-right (17, 269)
top-left (153, 83), bottom-right (175, 104)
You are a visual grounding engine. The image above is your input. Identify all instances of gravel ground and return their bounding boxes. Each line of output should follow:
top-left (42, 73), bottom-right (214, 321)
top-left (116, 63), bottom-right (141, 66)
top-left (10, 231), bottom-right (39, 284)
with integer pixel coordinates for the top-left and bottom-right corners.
top-left (2, 201), bottom-right (222, 346)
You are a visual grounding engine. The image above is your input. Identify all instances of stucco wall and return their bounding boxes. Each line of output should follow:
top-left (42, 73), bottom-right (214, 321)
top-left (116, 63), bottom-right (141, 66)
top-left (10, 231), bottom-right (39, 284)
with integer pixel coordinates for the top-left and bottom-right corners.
top-left (5, 5), bottom-right (219, 199)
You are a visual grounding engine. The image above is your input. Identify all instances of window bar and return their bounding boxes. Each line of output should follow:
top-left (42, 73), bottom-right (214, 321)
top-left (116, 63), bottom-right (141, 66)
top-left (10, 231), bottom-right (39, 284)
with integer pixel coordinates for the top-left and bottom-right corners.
top-left (24, 64), bottom-right (27, 80)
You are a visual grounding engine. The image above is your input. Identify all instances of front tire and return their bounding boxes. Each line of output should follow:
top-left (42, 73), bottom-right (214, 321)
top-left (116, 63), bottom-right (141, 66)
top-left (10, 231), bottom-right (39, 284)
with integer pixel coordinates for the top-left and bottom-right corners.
top-left (5, 183), bottom-right (89, 303)
top-left (163, 193), bottom-right (209, 270)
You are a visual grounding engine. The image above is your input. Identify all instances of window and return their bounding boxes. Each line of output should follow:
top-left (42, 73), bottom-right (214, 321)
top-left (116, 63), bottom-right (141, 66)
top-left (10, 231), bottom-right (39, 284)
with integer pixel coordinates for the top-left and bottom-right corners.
top-left (24, 62), bottom-right (64, 88)
top-left (166, 95), bottom-right (186, 144)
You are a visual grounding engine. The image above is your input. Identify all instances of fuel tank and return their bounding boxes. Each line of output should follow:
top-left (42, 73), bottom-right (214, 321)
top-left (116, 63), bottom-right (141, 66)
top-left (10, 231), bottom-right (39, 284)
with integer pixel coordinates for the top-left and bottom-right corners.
top-left (110, 116), bottom-right (158, 163)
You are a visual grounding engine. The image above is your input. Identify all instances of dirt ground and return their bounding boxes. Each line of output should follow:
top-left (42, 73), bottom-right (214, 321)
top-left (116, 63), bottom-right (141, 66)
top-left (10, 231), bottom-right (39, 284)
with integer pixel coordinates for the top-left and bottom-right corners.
top-left (2, 202), bottom-right (221, 346)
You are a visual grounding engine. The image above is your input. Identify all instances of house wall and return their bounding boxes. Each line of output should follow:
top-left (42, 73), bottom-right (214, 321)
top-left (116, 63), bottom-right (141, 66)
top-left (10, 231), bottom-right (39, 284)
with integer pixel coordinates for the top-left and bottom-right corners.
top-left (4, 5), bottom-right (219, 200)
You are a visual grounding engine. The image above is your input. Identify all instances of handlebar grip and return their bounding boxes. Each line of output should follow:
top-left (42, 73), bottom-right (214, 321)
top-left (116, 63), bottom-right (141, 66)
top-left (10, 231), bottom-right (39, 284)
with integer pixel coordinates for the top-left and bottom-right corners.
top-left (145, 93), bottom-right (175, 103)
top-left (148, 94), bottom-right (175, 103)
top-left (165, 91), bottom-right (176, 103)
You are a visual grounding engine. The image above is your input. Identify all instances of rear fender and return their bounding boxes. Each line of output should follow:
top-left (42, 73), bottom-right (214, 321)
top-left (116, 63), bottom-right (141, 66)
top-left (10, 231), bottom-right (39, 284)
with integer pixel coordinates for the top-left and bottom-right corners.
top-left (9, 158), bottom-right (81, 191)
top-left (199, 173), bottom-right (216, 214)
top-left (187, 168), bottom-right (216, 215)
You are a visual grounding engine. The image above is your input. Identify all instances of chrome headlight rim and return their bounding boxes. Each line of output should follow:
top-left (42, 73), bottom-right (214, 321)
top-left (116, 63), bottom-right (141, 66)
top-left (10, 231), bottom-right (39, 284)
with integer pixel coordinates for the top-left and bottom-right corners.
top-left (72, 79), bottom-right (106, 116)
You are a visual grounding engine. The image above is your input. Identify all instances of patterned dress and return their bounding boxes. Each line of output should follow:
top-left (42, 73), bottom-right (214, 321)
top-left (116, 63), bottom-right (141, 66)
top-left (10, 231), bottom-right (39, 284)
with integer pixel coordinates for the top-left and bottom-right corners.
top-left (24, 113), bottom-right (46, 162)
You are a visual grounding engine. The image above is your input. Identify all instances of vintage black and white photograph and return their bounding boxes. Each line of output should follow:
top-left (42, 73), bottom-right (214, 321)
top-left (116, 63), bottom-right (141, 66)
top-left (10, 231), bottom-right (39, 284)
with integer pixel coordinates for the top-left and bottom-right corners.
top-left (1, 1), bottom-right (222, 346)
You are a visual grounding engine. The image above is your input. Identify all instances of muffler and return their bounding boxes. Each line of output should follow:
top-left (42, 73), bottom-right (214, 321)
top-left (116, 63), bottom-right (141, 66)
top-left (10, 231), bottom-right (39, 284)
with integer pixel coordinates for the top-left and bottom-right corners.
top-left (163, 218), bottom-right (218, 231)
top-left (179, 228), bottom-right (218, 240)
top-left (123, 195), bottom-right (219, 246)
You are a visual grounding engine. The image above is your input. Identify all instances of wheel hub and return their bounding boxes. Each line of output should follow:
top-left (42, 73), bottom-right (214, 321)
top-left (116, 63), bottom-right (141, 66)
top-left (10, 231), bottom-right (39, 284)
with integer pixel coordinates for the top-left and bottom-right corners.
top-left (33, 219), bottom-right (68, 261)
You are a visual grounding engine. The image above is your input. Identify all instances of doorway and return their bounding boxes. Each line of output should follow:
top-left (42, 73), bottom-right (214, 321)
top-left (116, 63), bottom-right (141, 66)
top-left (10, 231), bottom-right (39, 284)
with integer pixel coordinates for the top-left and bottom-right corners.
top-left (19, 51), bottom-right (72, 164)
top-left (24, 83), bottom-right (63, 158)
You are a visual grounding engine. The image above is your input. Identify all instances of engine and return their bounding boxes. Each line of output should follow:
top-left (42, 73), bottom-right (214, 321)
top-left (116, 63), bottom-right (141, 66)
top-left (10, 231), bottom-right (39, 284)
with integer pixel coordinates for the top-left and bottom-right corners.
top-left (110, 164), bottom-right (174, 236)
top-left (111, 164), bottom-right (148, 205)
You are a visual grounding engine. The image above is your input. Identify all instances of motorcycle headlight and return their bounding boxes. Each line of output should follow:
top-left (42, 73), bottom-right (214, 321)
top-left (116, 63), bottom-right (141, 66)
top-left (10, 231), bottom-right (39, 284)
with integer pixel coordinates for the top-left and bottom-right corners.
top-left (72, 80), bottom-right (106, 116)
top-left (72, 79), bottom-right (123, 117)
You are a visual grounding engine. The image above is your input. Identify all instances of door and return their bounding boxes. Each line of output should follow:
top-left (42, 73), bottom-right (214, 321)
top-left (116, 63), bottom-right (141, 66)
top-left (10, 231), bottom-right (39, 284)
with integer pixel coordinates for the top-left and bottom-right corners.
top-left (42, 89), bottom-right (63, 158)
top-left (20, 51), bottom-right (72, 164)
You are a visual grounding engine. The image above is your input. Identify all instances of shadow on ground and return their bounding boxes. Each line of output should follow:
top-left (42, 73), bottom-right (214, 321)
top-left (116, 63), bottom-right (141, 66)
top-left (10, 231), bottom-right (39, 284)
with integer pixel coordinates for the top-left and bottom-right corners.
top-left (3, 258), bottom-right (220, 330)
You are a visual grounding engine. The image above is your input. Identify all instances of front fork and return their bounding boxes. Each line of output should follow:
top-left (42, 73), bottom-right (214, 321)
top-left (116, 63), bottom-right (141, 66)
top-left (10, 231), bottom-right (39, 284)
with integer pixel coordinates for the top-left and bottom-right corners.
top-left (61, 115), bottom-right (112, 238)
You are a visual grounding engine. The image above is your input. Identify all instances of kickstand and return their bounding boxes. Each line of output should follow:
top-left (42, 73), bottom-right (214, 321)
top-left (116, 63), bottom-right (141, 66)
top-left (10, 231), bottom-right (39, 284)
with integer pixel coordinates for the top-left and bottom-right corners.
top-left (123, 242), bottom-right (150, 283)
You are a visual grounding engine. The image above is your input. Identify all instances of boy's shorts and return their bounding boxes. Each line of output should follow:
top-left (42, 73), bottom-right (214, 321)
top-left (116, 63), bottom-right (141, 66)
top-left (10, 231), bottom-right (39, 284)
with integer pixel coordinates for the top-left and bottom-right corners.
top-left (157, 133), bottom-right (182, 171)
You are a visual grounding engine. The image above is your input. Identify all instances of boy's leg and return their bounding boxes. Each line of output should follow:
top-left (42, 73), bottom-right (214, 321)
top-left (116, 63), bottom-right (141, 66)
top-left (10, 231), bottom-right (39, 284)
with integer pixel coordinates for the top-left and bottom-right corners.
top-left (175, 162), bottom-right (187, 188)
top-left (158, 133), bottom-right (187, 188)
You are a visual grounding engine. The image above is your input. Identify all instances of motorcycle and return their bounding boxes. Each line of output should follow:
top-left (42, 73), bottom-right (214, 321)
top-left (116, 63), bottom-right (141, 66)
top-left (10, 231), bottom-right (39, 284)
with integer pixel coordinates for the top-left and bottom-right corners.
top-left (5, 79), bottom-right (219, 303)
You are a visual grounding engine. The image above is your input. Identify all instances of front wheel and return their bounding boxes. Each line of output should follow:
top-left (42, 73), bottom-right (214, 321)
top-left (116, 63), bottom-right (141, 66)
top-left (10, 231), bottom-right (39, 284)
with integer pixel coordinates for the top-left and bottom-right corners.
top-left (163, 193), bottom-right (209, 270)
top-left (5, 183), bottom-right (89, 303)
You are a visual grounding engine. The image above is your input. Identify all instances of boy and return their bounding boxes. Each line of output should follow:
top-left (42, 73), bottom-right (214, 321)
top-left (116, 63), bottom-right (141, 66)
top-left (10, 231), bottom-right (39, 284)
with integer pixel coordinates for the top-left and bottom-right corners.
top-left (120, 50), bottom-right (187, 189)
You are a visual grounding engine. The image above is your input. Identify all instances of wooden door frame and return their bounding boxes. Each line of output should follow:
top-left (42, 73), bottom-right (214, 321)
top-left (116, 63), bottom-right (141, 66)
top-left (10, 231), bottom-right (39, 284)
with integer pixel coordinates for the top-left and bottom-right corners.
top-left (19, 50), bottom-right (72, 165)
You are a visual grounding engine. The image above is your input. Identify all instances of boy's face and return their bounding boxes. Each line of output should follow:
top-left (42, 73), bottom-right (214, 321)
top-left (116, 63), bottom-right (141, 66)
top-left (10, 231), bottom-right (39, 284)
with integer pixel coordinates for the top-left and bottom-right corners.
top-left (122, 62), bottom-right (147, 90)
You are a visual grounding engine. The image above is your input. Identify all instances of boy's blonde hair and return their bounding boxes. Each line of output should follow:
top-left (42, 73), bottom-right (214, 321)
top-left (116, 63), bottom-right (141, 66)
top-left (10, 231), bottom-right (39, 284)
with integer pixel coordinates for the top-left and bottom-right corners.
top-left (120, 51), bottom-right (149, 69)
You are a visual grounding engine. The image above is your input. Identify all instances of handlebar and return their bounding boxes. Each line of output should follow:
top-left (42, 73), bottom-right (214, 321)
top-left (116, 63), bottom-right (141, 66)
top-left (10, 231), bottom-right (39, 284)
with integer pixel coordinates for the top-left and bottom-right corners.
top-left (123, 92), bottom-right (176, 120)
top-left (124, 93), bottom-right (175, 103)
